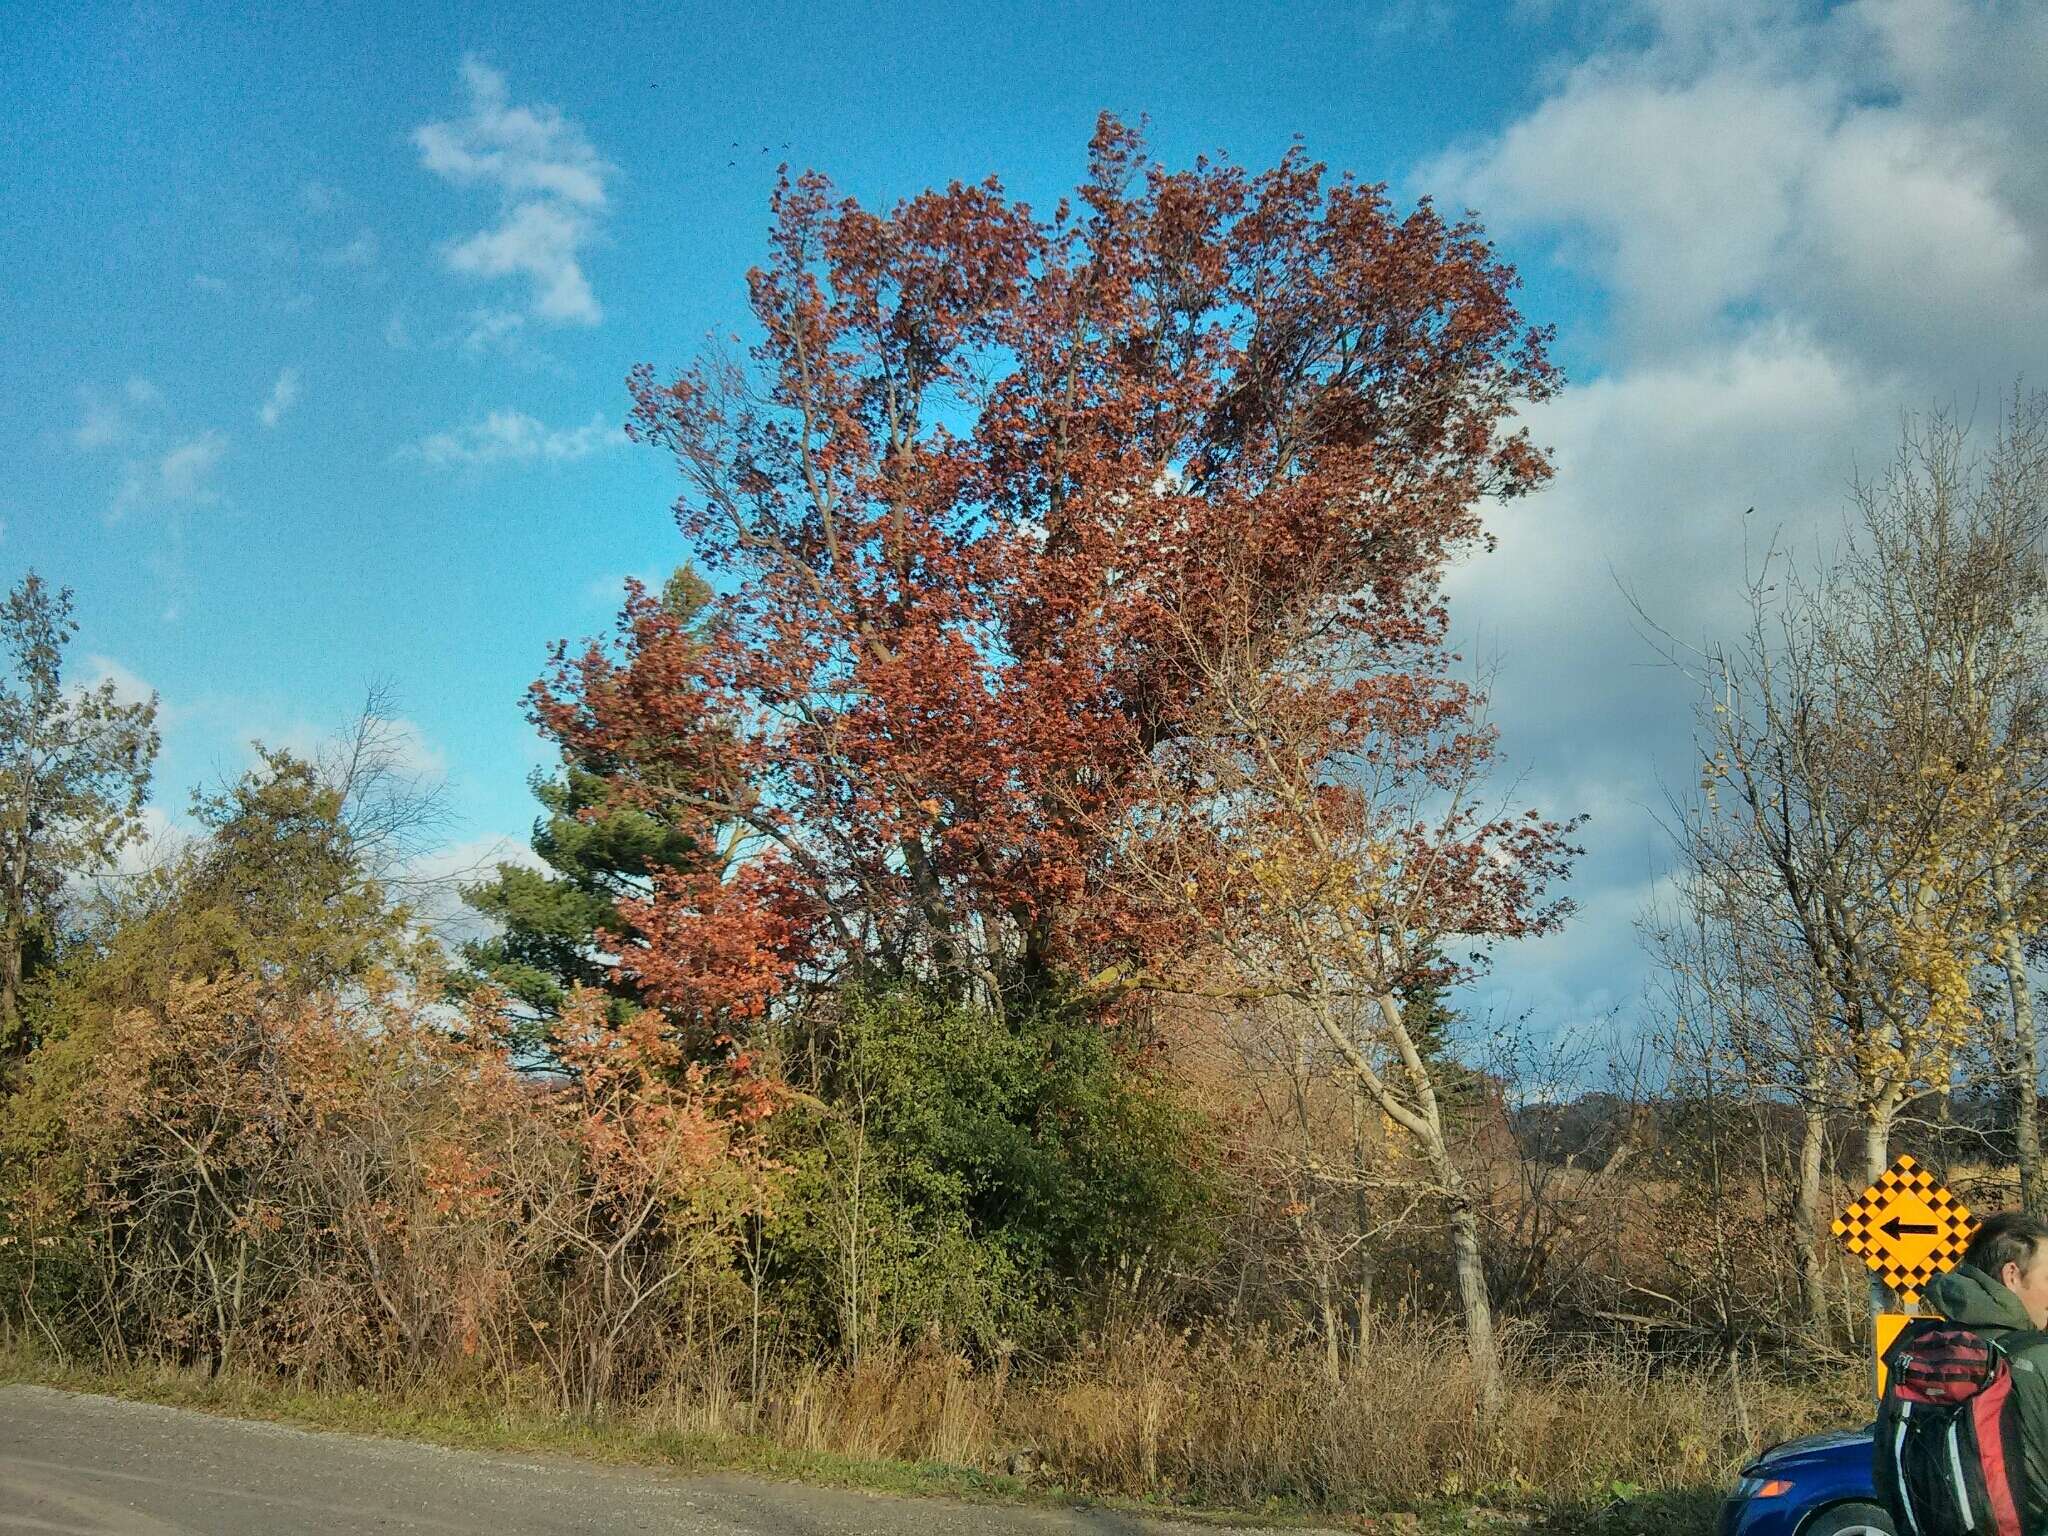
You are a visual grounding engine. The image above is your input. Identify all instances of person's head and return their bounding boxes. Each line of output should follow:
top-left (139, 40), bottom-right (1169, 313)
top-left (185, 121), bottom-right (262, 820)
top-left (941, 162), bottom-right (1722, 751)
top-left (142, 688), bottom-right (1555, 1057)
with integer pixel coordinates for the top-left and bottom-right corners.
top-left (1964, 1211), bottom-right (2048, 1327)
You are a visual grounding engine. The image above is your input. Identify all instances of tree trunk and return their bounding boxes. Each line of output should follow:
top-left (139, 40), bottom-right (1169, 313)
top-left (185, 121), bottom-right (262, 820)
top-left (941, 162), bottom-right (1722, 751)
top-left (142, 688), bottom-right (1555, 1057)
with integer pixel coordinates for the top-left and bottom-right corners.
top-left (1863, 1110), bottom-right (1890, 1183)
top-left (1319, 994), bottom-right (1501, 1413)
top-left (1994, 860), bottom-right (2041, 1212)
top-left (1861, 1101), bottom-right (1896, 1394)
top-left (1319, 1276), bottom-right (1343, 1384)
top-left (1793, 1096), bottom-right (1827, 1338)
top-left (0, 827), bottom-right (31, 1059)
top-left (1728, 1342), bottom-right (1755, 1451)
top-left (1350, 1078), bottom-right (1376, 1372)
top-left (0, 911), bottom-right (22, 1059)
top-left (1447, 1197), bottom-right (1502, 1417)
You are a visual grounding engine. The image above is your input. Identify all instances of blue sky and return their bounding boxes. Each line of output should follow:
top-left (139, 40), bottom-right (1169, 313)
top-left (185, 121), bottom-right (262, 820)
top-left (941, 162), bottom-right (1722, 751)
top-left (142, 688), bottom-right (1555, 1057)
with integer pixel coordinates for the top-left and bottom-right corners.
top-left (8, 0), bottom-right (2047, 1048)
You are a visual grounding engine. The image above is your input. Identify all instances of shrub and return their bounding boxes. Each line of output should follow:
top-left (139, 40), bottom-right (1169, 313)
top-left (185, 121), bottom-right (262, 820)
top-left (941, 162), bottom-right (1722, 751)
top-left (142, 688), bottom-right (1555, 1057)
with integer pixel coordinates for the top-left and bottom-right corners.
top-left (764, 982), bottom-right (1219, 1355)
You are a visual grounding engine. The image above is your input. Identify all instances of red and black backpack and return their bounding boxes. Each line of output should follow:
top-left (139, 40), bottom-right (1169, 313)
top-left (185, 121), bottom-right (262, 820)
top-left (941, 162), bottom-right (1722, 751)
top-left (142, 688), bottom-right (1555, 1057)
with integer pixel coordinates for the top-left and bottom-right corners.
top-left (1876, 1319), bottom-right (2041, 1536)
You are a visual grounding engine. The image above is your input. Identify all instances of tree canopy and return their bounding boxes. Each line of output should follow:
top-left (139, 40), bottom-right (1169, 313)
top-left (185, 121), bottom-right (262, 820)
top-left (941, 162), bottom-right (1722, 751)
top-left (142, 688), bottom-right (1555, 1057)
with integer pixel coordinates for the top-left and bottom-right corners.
top-left (0, 572), bottom-right (158, 1063)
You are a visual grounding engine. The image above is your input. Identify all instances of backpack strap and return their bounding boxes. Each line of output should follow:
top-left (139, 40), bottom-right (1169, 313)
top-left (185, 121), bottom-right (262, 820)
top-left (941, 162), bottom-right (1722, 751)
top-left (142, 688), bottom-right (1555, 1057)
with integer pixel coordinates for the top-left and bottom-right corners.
top-left (1969, 1325), bottom-right (2048, 1357)
top-left (1887, 1315), bottom-right (1956, 1364)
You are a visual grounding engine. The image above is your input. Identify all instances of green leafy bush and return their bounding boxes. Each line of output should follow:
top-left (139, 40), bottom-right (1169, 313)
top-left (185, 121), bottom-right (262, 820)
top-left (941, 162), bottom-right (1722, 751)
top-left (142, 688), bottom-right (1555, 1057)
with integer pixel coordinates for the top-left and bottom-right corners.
top-left (765, 983), bottom-right (1218, 1355)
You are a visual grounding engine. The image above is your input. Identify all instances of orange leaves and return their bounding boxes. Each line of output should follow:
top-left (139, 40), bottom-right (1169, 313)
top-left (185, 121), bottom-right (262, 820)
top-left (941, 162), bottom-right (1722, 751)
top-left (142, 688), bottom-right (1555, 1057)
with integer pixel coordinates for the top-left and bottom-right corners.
top-left (16, 964), bottom-right (769, 1385)
top-left (420, 1139), bottom-right (501, 1220)
top-left (612, 859), bottom-right (817, 1042)
top-left (557, 116), bottom-right (1563, 1011)
top-left (540, 987), bottom-right (771, 1218)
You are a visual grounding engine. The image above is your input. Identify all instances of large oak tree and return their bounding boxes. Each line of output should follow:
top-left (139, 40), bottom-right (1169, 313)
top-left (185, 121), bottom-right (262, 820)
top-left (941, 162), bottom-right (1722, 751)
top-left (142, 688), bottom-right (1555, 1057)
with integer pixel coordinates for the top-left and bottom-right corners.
top-left (537, 116), bottom-right (1561, 991)
top-left (532, 119), bottom-right (1577, 1396)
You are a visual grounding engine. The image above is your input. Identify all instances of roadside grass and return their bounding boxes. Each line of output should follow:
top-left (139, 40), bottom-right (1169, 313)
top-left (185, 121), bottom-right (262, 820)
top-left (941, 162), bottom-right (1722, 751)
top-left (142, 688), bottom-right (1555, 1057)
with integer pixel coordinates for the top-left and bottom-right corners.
top-left (0, 1347), bottom-right (1364, 1530)
top-left (0, 1329), bottom-right (1849, 1535)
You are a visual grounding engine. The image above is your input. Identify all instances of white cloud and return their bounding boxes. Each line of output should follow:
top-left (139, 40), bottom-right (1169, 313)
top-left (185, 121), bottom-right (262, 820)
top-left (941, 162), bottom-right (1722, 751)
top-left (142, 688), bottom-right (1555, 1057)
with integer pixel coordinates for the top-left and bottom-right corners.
top-left (259, 368), bottom-right (301, 429)
top-left (443, 197), bottom-right (600, 325)
top-left (382, 716), bottom-right (451, 781)
top-left (72, 378), bottom-right (163, 452)
top-left (158, 432), bottom-right (228, 500)
top-left (72, 395), bottom-right (127, 452)
top-left (412, 834), bottom-right (543, 884)
top-left (415, 58), bottom-right (611, 208)
top-left (79, 654), bottom-right (159, 712)
top-left (71, 378), bottom-right (231, 532)
top-left (116, 431), bottom-right (228, 519)
top-left (191, 273), bottom-right (231, 295)
top-left (232, 709), bottom-right (446, 789)
top-left (384, 308), bottom-right (415, 350)
top-left (1450, 323), bottom-right (1880, 644)
top-left (414, 57), bottom-right (613, 326)
top-left (110, 805), bottom-right (194, 882)
top-left (1424, 0), bottom-right (2048, 377)
top-left (401, 833), bottom-right (547, 946)
top-left (233, 716), bottom-right (326, 770)
top-left (1409, 0), bottom-right (2048, 1047)
top-left (1441, 327), bottom-right (1892, 959)
top-left (300, 179), bottom-right (342, 214)
top-left (1372, 0), bottom-right (1455, 41)
top-left (583, 568), bottom-right (666, 604)
top-left (1433, 69), bottom-right (1832, 356)
top-left (459, 306), bottom-right (527, 356)
top-left (320, 230), bottom-right (379, 268)
top-left (409, 409), bottom-right (619, 468)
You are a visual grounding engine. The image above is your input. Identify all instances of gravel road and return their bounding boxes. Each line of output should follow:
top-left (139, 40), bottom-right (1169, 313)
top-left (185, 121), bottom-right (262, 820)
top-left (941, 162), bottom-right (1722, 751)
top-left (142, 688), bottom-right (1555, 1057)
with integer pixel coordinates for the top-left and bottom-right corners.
top-left (0, 1384), bottom-right (1338, 1534)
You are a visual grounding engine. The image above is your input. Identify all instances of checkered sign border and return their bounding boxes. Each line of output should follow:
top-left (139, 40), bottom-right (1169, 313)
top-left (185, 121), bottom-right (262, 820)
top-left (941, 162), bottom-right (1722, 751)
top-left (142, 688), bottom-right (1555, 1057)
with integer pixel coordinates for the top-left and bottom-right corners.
top-left (1830, 1153), bottom-right (1974, 1304)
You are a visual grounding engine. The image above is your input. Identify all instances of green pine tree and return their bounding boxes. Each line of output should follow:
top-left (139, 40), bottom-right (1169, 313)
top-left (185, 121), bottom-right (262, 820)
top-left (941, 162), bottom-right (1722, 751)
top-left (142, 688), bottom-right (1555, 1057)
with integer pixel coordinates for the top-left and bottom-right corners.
top-left (456, 568), bottom-right (719, 1049)
top-left (1398, 967), bottom-right (1480, 1111)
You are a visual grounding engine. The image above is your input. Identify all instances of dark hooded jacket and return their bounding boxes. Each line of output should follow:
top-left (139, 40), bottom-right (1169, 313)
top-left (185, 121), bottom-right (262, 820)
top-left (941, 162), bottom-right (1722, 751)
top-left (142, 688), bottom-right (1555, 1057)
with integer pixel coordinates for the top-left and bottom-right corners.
top-left (1922, 1262), bottom-right (2048, 1529)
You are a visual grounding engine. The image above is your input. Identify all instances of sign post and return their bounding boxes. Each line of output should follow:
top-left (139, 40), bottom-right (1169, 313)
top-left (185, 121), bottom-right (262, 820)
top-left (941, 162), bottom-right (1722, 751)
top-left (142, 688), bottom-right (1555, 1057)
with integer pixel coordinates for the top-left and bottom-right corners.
top-left (1832, 1154), bottom-right (1975, 1400)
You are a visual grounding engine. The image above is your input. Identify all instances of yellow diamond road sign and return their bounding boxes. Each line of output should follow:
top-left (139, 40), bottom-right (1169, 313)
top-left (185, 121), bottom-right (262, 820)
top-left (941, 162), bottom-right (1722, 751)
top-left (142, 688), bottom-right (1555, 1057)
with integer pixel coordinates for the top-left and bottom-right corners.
top-left (1832, 1154), bottom-right (1975, 1305)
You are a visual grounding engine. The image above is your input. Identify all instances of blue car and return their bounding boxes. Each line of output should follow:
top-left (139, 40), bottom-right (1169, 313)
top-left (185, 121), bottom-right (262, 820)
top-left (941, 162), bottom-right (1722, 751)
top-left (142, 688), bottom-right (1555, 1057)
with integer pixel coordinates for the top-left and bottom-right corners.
top-left (1721, 1425), bottom-right (1894, 1536)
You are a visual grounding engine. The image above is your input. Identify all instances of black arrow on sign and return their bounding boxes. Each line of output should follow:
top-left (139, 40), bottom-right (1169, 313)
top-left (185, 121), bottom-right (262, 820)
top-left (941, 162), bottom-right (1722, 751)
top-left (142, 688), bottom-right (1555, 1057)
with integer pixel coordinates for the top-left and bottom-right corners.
top-left (1882, 1216), bottom-right (1940, 1239)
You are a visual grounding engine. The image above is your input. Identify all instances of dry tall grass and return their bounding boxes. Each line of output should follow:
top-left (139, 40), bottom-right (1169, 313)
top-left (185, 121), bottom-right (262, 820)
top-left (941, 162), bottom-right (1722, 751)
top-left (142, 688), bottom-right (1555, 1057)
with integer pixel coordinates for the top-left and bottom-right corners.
top-left (637, 1314), bottom-right (1862, 1511)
